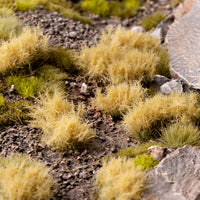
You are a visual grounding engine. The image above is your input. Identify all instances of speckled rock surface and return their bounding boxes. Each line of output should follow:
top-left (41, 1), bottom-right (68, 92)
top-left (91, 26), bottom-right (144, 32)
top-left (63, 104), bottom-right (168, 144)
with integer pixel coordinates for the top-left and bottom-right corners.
top-left (143, 146), bottom-right (200, 200)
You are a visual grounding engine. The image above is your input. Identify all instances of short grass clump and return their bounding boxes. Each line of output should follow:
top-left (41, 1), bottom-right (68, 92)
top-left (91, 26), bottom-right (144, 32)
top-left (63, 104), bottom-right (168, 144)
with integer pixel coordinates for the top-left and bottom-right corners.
top-left (5, 75), bottom-right (43, 98)
top-left (29, 89), bottom-right (95, 149)
top-left (117, 142), bottom-right (163, 158)
top-left (123, 92), bottom-right (200, 141)
top-left (0, 153), bottom-right (55, 200)
top-left (170, 0), bottom-right (184, 7)
top-left (92, 82), bottom-right (146, 116)
top-left (0, 100), bottom-right (31, 129)
top-left (0, 7), bottom-right (14, 16)
top-left (141, 12), bottom-right (166, 31)
top-left (0, 27), bottom-right (48, 74)
top-left (44, 47), bottom-right (78, 72)
top-left (81, 0), bottom-right (110, 17)
top-left (161, 122), bottom-right (200, 148)
top-left (0, 14), bottom-right (23, 41)
top-left (135, 154), bottom-right (159, 171)
top-left (79, 27), bottom-right (170, 84)
top-left (14, 0), bottom-right (37, 11)
top-left (95, 157), bottom-right (146, 200)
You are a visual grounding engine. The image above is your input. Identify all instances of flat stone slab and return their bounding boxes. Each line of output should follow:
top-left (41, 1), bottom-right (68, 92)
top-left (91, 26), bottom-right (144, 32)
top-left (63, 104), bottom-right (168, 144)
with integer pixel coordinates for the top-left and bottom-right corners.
top-left (143, 146), bottom-right (200, 200)
top-left (167, 0), bottom-right (200, 89)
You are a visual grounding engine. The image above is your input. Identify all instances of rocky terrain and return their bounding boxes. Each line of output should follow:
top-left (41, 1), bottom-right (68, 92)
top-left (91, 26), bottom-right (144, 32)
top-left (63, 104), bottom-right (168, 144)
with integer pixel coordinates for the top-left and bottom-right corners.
top-left (2, 0), bottom-right (198, 199)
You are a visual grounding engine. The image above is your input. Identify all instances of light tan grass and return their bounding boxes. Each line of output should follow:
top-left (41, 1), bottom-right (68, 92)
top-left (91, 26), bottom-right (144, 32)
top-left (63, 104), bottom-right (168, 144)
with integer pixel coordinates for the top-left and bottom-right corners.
top-left (95, 157), bottom-right (146, 200)
top-left (0, 153), bottom-right (55, 200)
top-left (44, 114), bottom-right (95, 150)
top-left (0, 27), bottom-right (48, 73)
top-left (29, 88), bottom-right (95, 149)
top-left (79, 26), bottom-right (166, 83)
top-left (93, 82), bottom-right (146, 116)
top-left (161, 122), bottom-right (200, 148)
top-left (0, 14), bottom-right (23, 41)
top-left (123, 92), bottom-right (200, 140)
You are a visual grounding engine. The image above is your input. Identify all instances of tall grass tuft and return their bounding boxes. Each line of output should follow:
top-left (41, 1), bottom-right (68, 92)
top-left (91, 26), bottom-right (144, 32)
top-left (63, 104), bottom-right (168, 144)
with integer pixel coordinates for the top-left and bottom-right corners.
top-left (95, 157), bottom-right (146, 200)
top-left (123, 92), bottom-right (200, 141)
top-left (0, 14), bottom-right (23, 41)
top-left (92, 82), bottom-right (146, 116)
top-left (0, 27), bottom-right (48, 74)
top-left (161, 122), bottom-right (200, 148)
top-left (79, 27), bottom-right (170, 84)
top-left (0, 153), bottom-right (55, 200)
top-left (28, 88), bottom-right (95, 149)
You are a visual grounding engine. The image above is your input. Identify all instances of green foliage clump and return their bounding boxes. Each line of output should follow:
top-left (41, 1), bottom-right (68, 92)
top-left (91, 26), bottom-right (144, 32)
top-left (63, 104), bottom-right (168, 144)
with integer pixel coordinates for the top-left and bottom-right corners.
top-left (123, 92), bottom-right (200, 141)
top-left (0, 153), bottom-right (55, 200)
top-left (79, 27), bottom-right (170, 84)
top-left (5, 75), bottom-right (43, 98)
top-left (141, 12), bottom-right (166, 31)
top-left (92, 82), bottom-right (146, 116)
top-left (161, 122), bottom-right (200, 148)
top-left (95, 157), bottom-right (146, 200)
top-left (117, 142), bottom-right (163, 158)
top-left (82, 0), bottom-right (110, 17)
top-left (28, 89), bottom-right (95, 150)
top-left (44, 47), bottom-right (78, 72)
top-left (0, 100), bottom-right (31, 129)
top-left (14, 0), bottom-right (37, 11)
top-left (135, 154), bottom-right (159, 171)
top-left (0, 14), bottom-right (23, 41)
top-left (0, 94), bottom-right (4, 106)
top-left (123, 0), bottom-right (139, 10)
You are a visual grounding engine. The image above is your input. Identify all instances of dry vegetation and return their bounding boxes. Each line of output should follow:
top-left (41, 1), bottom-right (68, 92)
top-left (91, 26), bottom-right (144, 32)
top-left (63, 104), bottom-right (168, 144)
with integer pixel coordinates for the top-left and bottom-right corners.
top-left (0, 27), bottom-right (48, 73)
top-left (123, 92), bottom-right (200, 141)
top-left (95, 157), bottom-right (146, 200)
top-left (79, 27), bottom-right (170, 84)
top-left (92, 82), bottom-right (146, 116)
top-left (28, 89), bottom-right (95, 149)
top-left (0, 153), bottom-right (55, 200)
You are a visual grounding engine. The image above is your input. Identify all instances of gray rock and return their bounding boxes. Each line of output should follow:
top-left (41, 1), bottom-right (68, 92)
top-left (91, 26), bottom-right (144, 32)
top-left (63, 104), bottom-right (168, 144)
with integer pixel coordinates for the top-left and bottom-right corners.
top-left (143, 146), bottom-right (200, 200)
top-left (160, 79), bottom-right (183, 95)
top-left (131, 26), bottom-right (146, 33)
top-left (153, 75), bottom-right (170, 86)
top-left (151, 28), bottom-right (162, 41)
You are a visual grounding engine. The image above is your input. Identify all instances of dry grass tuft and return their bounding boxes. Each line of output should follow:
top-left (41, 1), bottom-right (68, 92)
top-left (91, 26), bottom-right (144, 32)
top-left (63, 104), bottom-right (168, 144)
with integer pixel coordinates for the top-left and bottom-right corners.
top-left (0, 153), bottom-right (55, 200)
top-left (123, 92), bottom-right (200, 141)
top-left (0, 27), bottom-right (48, 74)
top-left (92, 82), bottom-right (146, 116)
top-left (79, 27), bottom-right (169, 83)
top-left (29, 88), bottom-right (95, 149)
top-left (95, 157), bottom-right (146, 200)
top-left (161, 122), bottom-right (200, 148)
top-left (44, 114), bottom-right (95, 150)
top-left (0, 14), bottom-right (23, 41)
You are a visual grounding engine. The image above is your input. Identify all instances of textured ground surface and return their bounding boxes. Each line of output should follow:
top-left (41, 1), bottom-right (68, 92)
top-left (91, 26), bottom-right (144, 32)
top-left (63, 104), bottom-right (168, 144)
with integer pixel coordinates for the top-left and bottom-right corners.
top-left (2, 1), bottom-right (172, 199)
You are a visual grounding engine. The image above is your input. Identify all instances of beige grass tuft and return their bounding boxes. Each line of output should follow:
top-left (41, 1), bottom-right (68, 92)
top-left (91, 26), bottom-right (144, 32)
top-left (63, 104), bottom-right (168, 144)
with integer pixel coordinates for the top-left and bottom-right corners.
top-left (0, 27), bottom-right (48, 73)
top-left (92, 82), bottom-right (146, 116)
top-left (0, 153), bottom-right (55, 200)
top-left (123, 92), bottom-right (200, 140)
top-left (29, 88), bottom-right (95, 149)
top-left (95, 157), bottom-right (146, 200)
top-left (79, 26), bottom-right (168, 83)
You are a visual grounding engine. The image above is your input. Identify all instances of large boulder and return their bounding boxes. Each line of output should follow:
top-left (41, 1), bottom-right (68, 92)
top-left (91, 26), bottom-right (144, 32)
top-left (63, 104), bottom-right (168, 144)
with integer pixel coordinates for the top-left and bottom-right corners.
top-left (143, 146), bottom-right (200, 200)
top-left (166, 0), bottom-right (200, 89)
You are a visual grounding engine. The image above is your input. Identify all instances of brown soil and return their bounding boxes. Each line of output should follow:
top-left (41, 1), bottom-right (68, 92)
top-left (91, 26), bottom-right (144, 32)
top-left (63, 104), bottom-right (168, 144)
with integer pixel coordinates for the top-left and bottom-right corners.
top-left (1, 1), bottom-right (173, 199)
